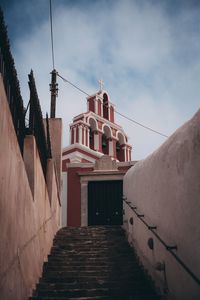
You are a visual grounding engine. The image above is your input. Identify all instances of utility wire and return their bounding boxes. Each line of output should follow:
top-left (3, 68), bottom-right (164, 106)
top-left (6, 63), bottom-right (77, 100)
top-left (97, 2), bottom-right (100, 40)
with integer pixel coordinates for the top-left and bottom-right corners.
top-left (58, 73), bottom-right (90, 97)
top-left (57, 73), bottom-right (169, 138)
top-left (114, 111), bottom-right (168, 138)
top-left (49, 0), bottom-right (55, 69)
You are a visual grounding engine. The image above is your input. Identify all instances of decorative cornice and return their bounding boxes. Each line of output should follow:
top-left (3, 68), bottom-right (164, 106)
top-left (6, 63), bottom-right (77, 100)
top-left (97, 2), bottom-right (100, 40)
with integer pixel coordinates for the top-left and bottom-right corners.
top-left (62, 143), bottom-right (103, 157)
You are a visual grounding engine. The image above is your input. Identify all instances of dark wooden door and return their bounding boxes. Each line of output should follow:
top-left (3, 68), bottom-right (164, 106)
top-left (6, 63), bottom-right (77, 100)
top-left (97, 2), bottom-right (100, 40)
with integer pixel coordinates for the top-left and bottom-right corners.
top-left (88, 180), bottom-right (123, 225)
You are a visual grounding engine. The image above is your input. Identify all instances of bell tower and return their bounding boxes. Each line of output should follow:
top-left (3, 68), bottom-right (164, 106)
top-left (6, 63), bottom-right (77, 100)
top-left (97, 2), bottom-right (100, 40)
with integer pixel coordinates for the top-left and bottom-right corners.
top-left (63, 87), bottom-right (132, 163)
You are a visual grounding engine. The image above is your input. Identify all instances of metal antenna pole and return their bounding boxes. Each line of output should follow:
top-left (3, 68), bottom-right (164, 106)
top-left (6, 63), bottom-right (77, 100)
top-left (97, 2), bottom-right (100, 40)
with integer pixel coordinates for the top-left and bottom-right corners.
top-left (50, 69), bottom-right (58, 118)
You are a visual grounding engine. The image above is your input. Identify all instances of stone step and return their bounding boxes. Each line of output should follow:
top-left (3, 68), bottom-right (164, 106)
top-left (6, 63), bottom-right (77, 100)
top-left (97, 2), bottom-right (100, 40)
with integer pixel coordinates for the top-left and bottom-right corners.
top-left (30, 226), bottom-right (160, 300)
top-left (43, 264), bottom-right (140, 272)
top-left (36, 287), bottom-right (158, 298)
top-left (40, 273), bottom-right (148, 284)
top-left (47, 256), bottom-right (137, 264)
top-left (36, 280), bottom-right (153, 291)
top-left (32, 296), bottom-right (156, 300)
top-left (30, 296), bottom-right (109, 300)
top-left (37, 288), bottom-right (110, 297)
top-left (55, 232), bottom-right (124, 237)
top-left (52, 243), bottom-right (128, 249)
top-left (42, 269), bottom-right (129, 277)
top-left (55, 233), bottom-right (124, 238)
top-left (45, 259), bottom-right (141, 266)
top-left (49, 248), bottom-right (133, 255)
top-left (55, 231), bottom-right (124, 236)
top-left (54, 233), bottom-right (125, 239)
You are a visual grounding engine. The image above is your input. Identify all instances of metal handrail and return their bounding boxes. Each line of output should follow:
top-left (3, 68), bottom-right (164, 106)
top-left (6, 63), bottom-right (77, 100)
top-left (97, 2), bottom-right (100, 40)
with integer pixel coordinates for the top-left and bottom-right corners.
top-left (123, 197), bottom-right (200, 286)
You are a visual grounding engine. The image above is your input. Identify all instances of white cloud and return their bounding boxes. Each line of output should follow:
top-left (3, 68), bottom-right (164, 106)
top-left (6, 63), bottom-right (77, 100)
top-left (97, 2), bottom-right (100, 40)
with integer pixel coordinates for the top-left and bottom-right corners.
top-left (7, 0), bottom-right (200, 160)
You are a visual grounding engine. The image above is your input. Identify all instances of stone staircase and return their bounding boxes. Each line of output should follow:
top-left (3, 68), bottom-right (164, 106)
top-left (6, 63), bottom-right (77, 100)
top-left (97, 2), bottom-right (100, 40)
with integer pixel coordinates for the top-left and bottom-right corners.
top-left (30, 226), bottom-right (161, 300)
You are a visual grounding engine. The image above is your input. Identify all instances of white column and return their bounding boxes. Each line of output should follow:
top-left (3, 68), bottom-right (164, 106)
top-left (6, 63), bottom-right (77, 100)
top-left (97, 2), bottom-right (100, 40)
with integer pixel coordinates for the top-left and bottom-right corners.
top-left (109, 138), bottom-right (113, 156)
top-left (83, 127), bottom-right (86, 146)
top-left (87, 127), bottom-right (90, 147)
top-left (127, 148), bottom-right (130, 161)
top-left (125, 146), bottom-right (128, 161)
top-left (101, 101), bottom-right (103, 117)
top-left (108, 104), bottom-right (110, 121)
top-left (123, 145), bottom-right (127, 161)
top-left (69, 128), bottom-right (72, 144)
top-left (94, 131), bottom-right (99, 151)
top-left (79, 126), bottom-right (82, 144)
top-left (95, 97), bottom-right (98, 114)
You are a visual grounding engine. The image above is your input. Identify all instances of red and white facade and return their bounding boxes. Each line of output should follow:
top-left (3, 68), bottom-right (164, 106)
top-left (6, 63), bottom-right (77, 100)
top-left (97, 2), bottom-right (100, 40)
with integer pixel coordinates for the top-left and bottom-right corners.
top-left (62, 90), bottom-right (133, 227)
top-left (62, 90), bottom-right (132, 163)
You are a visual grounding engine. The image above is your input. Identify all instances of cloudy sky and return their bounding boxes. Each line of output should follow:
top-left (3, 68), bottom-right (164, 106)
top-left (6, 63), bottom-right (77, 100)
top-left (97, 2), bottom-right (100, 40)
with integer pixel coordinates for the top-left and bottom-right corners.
top-left (1, 0), bottom-right (200, 160)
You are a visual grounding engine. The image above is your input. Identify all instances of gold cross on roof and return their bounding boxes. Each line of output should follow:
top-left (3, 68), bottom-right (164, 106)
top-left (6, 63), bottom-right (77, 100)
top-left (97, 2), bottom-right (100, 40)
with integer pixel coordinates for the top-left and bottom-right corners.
top-left (98, 79), bottom-right (104, 91)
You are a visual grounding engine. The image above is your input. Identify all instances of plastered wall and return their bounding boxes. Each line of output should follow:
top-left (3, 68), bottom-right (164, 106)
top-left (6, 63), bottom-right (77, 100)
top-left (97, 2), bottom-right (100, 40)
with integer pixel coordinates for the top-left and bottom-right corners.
top-left (0, 76), bottom-right (61, 300)
top-left (123, 110), bottom-right (200, 300)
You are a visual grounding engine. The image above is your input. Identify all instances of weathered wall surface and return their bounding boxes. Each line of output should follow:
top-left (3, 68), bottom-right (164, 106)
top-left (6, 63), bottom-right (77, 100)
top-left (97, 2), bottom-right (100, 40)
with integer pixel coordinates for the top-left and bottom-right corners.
top-left (45, 118), bottom-right (62, 190)
top-left (0, 76), bottom-right (60, 300)
top-left (123, 110), bottom-right (200, 299)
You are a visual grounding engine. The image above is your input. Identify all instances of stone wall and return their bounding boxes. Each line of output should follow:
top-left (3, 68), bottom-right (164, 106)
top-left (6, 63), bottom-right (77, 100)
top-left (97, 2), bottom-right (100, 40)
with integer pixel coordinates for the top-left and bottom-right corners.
top-left (0, 75), bottom-right (61, 300)
top-left (123, 110), bottom-right (200, 299)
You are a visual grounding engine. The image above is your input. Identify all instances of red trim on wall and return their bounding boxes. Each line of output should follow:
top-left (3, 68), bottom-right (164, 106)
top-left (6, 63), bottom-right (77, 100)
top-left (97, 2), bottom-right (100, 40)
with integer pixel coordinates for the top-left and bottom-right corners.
top-left (112, 128), bottom-right (116, 137)
top-left (86, 129), bottom-right (88, 146)
top-left (113, 139), bottom-right (117, 159)
top-left (71, 128), bottom-right (74, 144)
top-left (81, 158), bottom-right (91, 163)
top-left (67, 167), bottom-right (93, 226)
top-left (63, 147), bottom-right (101, 160)
top-left (62, 158), bottom-right (70, 171)
top-left (88, 98), bottom-right (95, 112)
top-left (82, 127), bottom-right (84, 145)
top-left (76, 127), bottom-right (79, 143)
top-left (118, 166), bottom-right (131, 171)
top-left (98, 121), bottom-right (103, 130)
top-left (98, 132), bottom-right (102, 152)
top-left (74, 116), bottom-right (84, 122)
top-left (98, 99), bottom-right (101, 116)
top-left (110, 105), bottom-right (114, 123)
top-left (67, 168), bottom-right (81, 226)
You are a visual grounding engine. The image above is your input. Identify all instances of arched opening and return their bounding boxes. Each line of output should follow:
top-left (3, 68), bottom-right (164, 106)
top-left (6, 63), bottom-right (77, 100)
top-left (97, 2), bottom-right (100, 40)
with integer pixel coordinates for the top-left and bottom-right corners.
top-left (110, 105), bottom-right (114, 123)
top-left (102, 134), bottom-right (109, 154)
top-left (102, 125), bottom-right (111, 155)
top-left (89, 128), bottom-right (94, 150)
top-left (103, 93), bottom-right (109, 120)
top-left (116, 132), bottom-right (125, 161)
top-left (89, 117), bottom-right (98, 150)
top-left (88, 97), bottom-right (95, 112)
top-left (98, 99), bottom-right (102, 116)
